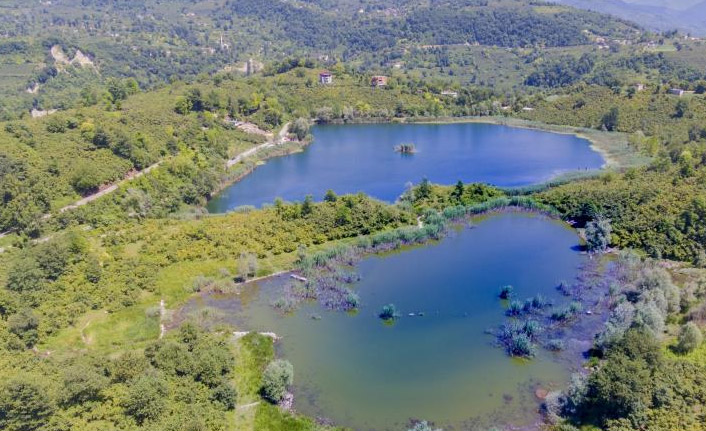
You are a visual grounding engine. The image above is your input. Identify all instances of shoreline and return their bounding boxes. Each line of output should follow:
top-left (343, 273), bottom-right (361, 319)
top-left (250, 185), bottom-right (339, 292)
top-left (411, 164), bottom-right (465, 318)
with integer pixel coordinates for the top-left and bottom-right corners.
top-left (204, 115), bottom-right (645, 214)
top-left (402, 115), bottom-right (648, 170)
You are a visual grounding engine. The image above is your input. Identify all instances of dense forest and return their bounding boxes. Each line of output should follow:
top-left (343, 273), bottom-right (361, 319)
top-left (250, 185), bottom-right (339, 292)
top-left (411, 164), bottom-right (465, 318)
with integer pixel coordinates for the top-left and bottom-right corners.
top-left (2, 0), bottom-right (706, 431)
top-left (0, 0), bottom-right (648, 118)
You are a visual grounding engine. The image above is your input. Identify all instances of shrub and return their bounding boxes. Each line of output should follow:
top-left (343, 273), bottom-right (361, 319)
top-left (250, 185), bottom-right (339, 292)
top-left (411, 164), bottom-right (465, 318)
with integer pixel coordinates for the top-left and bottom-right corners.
top-left (585, 217), bottom-right (612, 252)
top-left (547, 339), bottom-right (566, 351)
top-left (60, 364), bottom-right (108, 405)
top-left (499, 285), bottom-right (513, 299)
top-left (124, 375), bottom-right (167, 424)
top-left (507, 332), bottom-right (536, 357)
top-left (0, 375), bottom-right (55, 431)
top-left (523, 294), bottom-right (551, 312)
top-left (507, 300), bottom-right (524, 316)
top-left (676, 322), bottom-right (703, 354)
top-left (211, 380), bottom-right (237, 410)
top-left (7, 309), bottom-right (40, 348)
top-left (522, 320), bottom-right (542, 339)
top-left (261, 360), bottom-right (294, 403)
top-left (344, 291), bottom-right (360, 310)
top-left (551, 302), bottom-right (583, 322)
top-left (379, 304), bottom-right (398, 320)
top-left (71, 163), bottom-right (103, 194)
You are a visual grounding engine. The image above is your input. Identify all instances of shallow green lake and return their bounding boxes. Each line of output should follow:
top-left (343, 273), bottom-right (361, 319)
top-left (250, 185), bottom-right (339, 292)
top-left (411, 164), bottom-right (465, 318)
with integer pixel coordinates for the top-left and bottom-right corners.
top-left (207, 122), bottom-right (604, 212)
top-left (183, 213), bottom-right (590, 430)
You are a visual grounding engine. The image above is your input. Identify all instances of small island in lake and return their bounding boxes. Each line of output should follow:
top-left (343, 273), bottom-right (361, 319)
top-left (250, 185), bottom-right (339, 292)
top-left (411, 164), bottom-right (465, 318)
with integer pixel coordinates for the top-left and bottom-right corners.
top-left (394, 143), bottom-right (417, 154)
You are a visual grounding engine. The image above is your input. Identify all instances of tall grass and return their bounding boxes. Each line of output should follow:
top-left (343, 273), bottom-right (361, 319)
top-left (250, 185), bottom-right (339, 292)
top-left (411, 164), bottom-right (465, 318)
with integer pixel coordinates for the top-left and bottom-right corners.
top-left (463, 196), bottom-right (561, 217)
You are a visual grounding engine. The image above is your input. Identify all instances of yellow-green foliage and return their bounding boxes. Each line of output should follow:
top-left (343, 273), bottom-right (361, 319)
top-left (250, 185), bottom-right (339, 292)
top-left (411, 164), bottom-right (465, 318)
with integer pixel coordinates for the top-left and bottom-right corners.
top-left (537, 166), bottom-right (706, 262)
top-left (522, 84), bottom-right (706, 146)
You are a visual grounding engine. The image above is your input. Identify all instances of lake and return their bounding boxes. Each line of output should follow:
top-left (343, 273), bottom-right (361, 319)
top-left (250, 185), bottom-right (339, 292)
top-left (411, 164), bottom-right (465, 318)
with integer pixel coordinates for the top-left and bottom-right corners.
top-left (207, 122), bottom-right (604, 213)
top-left (181, 213), bottom-right (593, 430)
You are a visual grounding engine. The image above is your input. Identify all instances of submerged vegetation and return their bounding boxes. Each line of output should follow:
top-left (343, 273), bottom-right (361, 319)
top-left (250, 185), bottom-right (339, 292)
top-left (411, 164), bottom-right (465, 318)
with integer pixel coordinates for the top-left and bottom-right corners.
top-left (378, 304), bottom-right (399, 321)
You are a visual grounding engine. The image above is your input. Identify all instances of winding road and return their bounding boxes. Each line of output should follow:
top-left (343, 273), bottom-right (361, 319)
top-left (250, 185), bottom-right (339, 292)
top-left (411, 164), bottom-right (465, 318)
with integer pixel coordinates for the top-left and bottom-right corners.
top-left (227, 122), bottom-right (290, 168)
top-left (0, 122), bottom-right (292, 246)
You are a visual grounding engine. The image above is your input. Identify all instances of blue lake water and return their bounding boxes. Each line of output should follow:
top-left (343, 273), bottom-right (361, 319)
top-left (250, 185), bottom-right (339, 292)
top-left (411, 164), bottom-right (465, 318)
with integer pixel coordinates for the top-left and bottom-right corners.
top-left (207, 122), bottom-right (604, 213)
top-left (182, 213), bottom-right (593, 430)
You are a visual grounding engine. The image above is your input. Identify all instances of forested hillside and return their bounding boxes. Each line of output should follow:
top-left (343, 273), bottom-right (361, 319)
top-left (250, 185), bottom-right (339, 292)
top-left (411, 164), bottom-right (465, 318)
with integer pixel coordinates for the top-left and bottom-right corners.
top-left (0, 0), bottom-right (642, 118)
top-left (552, 0), bottom-right (706, 36)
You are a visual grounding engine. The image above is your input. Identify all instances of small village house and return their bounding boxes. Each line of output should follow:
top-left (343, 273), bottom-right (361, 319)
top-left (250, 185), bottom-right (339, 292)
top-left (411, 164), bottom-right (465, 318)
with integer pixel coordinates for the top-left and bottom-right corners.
top-left (669, 88), bottom-right (685, 96)
top-left (319, 71), bottom-right (333, 84)
top-left (634, 83), bottom-right (645, 92)
top-left (441, 90), bottom-right (458, 98)
top-left (371, 75), bottom-right (388, 87)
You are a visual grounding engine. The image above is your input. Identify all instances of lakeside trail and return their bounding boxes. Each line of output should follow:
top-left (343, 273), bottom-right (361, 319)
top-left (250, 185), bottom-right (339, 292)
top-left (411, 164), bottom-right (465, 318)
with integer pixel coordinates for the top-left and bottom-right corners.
top-left (227, 122), bottom-right (291, 168)
top-left (58, 161), bottom-right (164, 213)
top-left (0, 123), bottom-right (292, 245)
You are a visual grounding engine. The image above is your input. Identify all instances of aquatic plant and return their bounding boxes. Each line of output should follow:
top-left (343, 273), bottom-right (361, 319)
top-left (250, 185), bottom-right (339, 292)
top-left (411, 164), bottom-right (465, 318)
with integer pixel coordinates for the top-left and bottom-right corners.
top-left (499, 285), bottom-right (514, 299)
top-left (522, 320), bottom-right (542, 339)
top-left (497, 320), bottom-right (540, 357)
top-left (546, 339), bottom-right (566, 351)
top-left (551, 301), bottom-right (583, 322)
top-left (379, 304), bottom-right (399, 321)
top-left (523, 294), bottom-right (551, 313)
top-left (507, 333), bottom-right (536, 357)
top-left (506, 300), bottom-right (524, 316)
top-left (344, 291), bottom-right (361, 311)
top-left (272, 296), bottom-right (299, 313)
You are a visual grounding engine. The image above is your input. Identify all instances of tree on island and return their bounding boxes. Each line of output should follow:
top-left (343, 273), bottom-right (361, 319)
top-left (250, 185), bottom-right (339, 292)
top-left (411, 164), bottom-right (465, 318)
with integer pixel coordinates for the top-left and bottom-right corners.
top-left (394, 143), bottom-right (417, 154)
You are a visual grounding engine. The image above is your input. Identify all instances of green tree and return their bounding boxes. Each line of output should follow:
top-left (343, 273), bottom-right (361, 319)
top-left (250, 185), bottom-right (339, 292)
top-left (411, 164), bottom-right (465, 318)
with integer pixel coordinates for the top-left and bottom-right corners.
top-left (415, 178), bottom-right (432, 200)
top-left (60, 364), bottom-right (108, 405)
top-left (585, 217), bottom-right (612, 252)
top-left (0, 375), bottom-right (55, 431)
top-left (601, 107), bottom-right (620, 131)
top-left (676, 322), bottom-right (702, 354)
top-left (8, 309), bottom-right (40, 348)
top-left (174, 96), bottom-right (192, 115)
top-left (301, 194), bottom-right (314, 216)
top-left (674, 99), bottom-right (689, 118)
top-left (123, 375), bottom-right (167, 424)
top-left (6, 258), bottom-right (44, 292)
top-left (261, 360), bottom-right (293, 403)
top-left (324, 189), bottom-right (338, 203)
top-left (451, 180), bottom-right (464, 202)
top-left (211, 380), bottom-right (237, 410)
top-left (70, 163), bottom-right (103, 194)
top-left (290, 118), bottom-right (310, 141)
